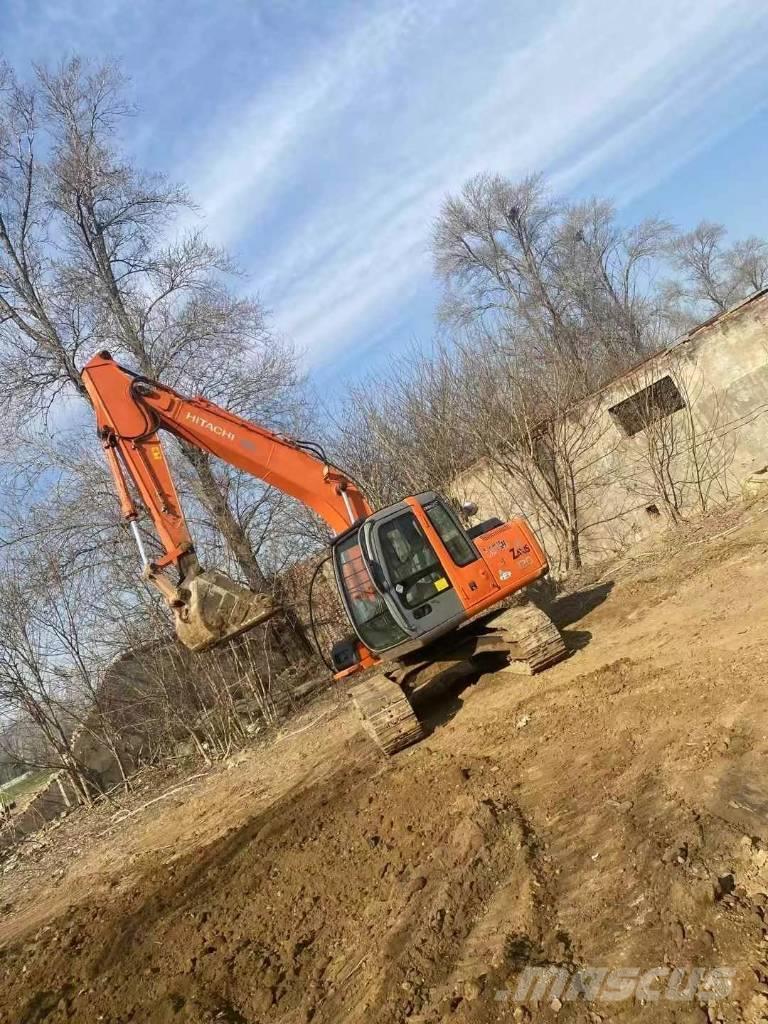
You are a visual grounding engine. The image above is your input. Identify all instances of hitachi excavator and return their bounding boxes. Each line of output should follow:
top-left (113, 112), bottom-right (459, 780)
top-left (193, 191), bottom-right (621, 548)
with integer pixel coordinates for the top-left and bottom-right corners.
top-left (82, 351), bottom-right (567, 754)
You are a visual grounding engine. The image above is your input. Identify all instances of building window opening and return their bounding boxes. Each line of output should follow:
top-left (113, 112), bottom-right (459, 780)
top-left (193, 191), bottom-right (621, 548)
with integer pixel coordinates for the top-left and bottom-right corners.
top-left (609, 375), bottom-right (685, 437)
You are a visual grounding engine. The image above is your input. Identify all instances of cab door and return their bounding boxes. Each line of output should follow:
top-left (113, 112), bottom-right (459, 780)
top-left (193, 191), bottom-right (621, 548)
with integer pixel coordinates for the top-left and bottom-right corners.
top-left (366, 505), bottom-right (465, 640)
top-left (415, 495), bottom-right (499, 609)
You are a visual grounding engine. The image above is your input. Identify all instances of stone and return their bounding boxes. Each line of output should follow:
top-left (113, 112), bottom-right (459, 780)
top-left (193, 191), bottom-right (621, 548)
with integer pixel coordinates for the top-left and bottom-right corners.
top-left (407, 875), bottom-right (427, 896)
top-left (742, 467), bottom-right (768, 502)
top-left (463, 979), bottom-right (483, 1001)
top-left (715, 873), bottom-right (736, 899)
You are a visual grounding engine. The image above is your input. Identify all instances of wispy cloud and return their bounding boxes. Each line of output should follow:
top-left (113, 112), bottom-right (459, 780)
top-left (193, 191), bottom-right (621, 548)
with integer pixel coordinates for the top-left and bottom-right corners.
top-left (174, 0), bottom-right (768, 366)
top-left (178, 1), bottom-right (450, 244)
top-left (4, 0), bottom-right (768, 369)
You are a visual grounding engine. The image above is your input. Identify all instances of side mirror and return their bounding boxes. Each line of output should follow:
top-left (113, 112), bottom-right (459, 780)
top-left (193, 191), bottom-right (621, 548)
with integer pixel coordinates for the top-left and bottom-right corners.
top-left (460, 501), bottom-right (478, 519)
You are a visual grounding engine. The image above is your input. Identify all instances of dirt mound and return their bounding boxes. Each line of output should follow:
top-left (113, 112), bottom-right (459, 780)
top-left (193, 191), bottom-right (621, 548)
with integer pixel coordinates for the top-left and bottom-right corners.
top-left (1, 743), bottom-right (542, 1023)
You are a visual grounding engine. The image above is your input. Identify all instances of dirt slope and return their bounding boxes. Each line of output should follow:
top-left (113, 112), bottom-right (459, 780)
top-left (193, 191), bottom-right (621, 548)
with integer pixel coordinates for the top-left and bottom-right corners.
top-left (4, 508), bottom-right (768, 1023)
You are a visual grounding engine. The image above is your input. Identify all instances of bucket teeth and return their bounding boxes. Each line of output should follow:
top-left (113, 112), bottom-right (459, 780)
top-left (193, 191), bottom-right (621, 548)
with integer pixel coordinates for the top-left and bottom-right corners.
top-left (173, 570), bottom-right (276, 652)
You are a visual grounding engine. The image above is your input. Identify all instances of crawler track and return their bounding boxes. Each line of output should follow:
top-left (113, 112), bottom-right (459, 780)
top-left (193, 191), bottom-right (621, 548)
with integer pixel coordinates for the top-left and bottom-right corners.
top-left (349, 673), bottom-right (424, 754)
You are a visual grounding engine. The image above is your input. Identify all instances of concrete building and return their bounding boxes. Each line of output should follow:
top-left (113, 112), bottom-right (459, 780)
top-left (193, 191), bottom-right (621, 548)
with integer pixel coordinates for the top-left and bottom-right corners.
top-left (454, 288), bottom-right (768, 573)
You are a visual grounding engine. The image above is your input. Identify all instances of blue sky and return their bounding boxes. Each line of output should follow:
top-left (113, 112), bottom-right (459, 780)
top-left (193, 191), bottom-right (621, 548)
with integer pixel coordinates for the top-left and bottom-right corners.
top-left (3, 0), bottom-right (768, 383)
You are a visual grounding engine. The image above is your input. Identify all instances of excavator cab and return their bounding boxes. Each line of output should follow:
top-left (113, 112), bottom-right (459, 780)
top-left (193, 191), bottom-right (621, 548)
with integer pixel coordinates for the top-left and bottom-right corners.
top-left (330, 491), bottom-right (550, 672)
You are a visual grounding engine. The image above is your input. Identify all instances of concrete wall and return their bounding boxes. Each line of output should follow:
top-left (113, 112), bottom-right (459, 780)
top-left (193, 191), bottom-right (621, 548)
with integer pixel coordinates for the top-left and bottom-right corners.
top-left (1, 770), bottom-right (80, 853)
top-left (454, 289), bottom-right (768, 573)
top-left (0, 721), bottom-right (143, 853)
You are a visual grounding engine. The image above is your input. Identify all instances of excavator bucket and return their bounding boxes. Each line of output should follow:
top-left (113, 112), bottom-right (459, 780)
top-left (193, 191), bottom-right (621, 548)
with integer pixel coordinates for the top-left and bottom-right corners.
top-left (173, 570), bottom-right (277, 652)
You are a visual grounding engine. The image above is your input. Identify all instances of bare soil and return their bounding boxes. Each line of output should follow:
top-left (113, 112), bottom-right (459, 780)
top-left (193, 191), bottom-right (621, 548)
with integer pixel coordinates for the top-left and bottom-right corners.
top-left (4, 505), bottom-right (768, 1023)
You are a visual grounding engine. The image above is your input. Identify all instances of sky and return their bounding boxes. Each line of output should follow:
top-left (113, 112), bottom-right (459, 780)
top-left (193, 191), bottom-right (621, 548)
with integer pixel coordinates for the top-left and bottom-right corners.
top-left (3, 0), bottom-right (768, 384)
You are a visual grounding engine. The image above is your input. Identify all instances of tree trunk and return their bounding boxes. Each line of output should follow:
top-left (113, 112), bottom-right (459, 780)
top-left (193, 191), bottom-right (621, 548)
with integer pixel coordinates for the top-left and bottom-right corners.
top-left (568, 526), bottom-right (582, 570)
top-left (181, 444), bottom-right (269, 590)
top-left (181, 445), bottom-right (313, 659)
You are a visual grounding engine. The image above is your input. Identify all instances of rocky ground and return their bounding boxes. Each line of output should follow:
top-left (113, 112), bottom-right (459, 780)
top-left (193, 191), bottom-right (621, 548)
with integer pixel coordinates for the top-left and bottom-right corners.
top-left (3, 505), bottom-right (768, 1023)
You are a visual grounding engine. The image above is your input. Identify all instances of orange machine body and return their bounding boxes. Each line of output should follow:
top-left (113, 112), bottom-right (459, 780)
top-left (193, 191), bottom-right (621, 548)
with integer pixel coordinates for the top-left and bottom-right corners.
top-left (407, 499), bottom-right (549, 615)
top-left (81, 352), bottom-right (550, 674)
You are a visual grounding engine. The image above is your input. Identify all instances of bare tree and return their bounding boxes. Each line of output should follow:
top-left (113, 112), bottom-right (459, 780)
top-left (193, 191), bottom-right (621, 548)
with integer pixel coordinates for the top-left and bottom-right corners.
top-left (0, 58), bottom-right (315, 663)
top-left (668, 221), bottom-right (768, 322)
top-left (0, 63), bottom-right (93, 420)
top-left (329, 341), bottom-right (478, 507)
top-left (454, 333), bottom-right (631, 571)
top-left (612, 353), bottom-right (737, 523)
top-left (433, 173), bottom-right (673, 383)
top-left (730, 236), bottom-right (768, 295)
top-left (667, 221), bottom-right (737, 315)
top-left (35, 58), bottom-right (310, 593)
top-left (0, 554), bottom-right (102, 803)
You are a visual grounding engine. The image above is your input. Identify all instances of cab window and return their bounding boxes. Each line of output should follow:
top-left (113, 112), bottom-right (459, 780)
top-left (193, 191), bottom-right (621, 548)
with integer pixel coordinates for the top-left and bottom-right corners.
top-left (335, 532), bottom-right (407, 651)
top-left (425, 501), bottom-right (477, 567)
top-left (379, 512), bottom-right (450, 609)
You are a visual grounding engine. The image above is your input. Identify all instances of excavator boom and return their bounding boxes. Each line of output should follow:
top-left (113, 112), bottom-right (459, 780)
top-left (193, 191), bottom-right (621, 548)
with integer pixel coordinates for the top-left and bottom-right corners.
top-left (82, 351), bottom-right (371, 651)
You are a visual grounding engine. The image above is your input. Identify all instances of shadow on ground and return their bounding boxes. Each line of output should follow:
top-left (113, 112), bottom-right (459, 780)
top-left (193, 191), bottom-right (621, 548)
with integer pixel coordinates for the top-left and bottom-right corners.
top-left (412, 665), bottom-right (489, 736)
top-left (410, 614), bottom-right (597, 738)
top-left (561, 628), bottom-right (592, 655)
top-left (547, 581), bottom-right (614, 628)
top-left (411, 653), bottom-right (514, 736)
top-left (363, 584), bottom-right (611, 742)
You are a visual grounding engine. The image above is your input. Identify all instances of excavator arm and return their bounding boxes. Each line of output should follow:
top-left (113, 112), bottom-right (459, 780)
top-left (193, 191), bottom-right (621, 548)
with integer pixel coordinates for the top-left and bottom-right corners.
top-left (82, 351), bottom-right (371, 651)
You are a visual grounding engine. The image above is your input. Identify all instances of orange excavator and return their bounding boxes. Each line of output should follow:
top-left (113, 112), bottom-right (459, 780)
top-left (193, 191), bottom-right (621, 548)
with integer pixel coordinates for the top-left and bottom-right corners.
top-left (82, 351), bottom-right (566, 753)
